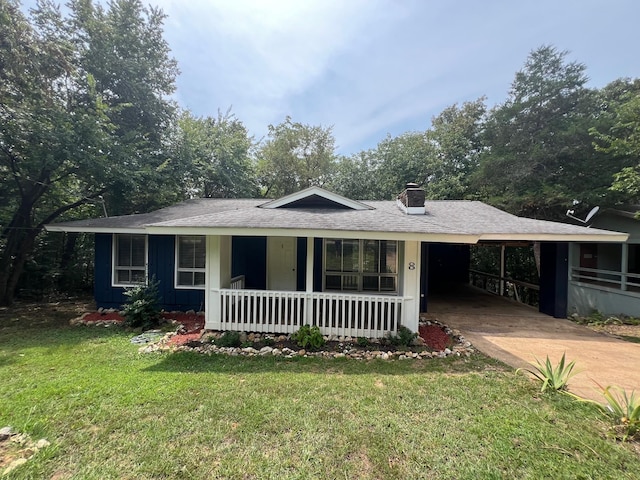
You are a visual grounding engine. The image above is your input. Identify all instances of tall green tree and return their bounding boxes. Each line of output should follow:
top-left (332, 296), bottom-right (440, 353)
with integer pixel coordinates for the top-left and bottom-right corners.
top-left (0, 0), bottom-right (178, 305)
top-left (69, 0), bottom-right (179, 214)
top-left (424, 98), bottom-right (486, 199)
top-left (174, 109), bottom-right (256, 198)
top-left (256, 117), bottom-right (336, 198)
top-left (473, 45), bottom-right (600, 219)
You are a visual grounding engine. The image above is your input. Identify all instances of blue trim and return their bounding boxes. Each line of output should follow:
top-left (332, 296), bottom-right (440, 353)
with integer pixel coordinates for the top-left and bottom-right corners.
top-left (232, 236), bottom-right (267, 289)
top-left (296, 238), bottom-right (306, 291)
top-left (539, 242), bottom-right (568, 318)
top-left (420, 243), bottom-right (429, 312)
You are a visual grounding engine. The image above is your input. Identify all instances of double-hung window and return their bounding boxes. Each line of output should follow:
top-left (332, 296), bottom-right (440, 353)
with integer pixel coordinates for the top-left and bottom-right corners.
top-left (324, 239), bottom-right (398, 293)
top-left (176, 235), bottom-right (206, 288)
top-left (113, 234), bottom-right (147, 285)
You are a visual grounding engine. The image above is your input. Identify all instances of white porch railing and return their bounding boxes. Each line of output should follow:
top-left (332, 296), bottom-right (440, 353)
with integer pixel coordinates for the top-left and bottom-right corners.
top-left (229, 275), bottom-right (246, 290)
top-left (570, 266), bottom-right (640, 292)
top-left (215, 289), bottom-right (405, 338)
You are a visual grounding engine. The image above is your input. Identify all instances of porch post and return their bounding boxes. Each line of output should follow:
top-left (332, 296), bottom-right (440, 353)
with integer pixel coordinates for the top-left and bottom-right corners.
top-left (402, 240), bottom-right (421, 332)
top-left (305, 236), bottom-right (314, 324)
top-left (499, 245), bottom-right (506, 296)
top-left (621, 243), bottom-right (628, 291)
top-left (205, 235), bottom-right (231, 330)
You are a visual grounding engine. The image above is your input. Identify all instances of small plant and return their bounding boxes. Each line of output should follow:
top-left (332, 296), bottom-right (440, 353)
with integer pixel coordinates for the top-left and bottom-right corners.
top-left (387, 326), bottom-right (417, 347)
top-left (356, 337), bottom-right (371, 348)
top-left (215, 331), bottom-right (242, 348)
top-left (597, 385), bottom-right (640, 442)
top-left (240, 341), bottom-right (254, 348)
top-left (516, 353), bottom-right (578, 393)
top-left (122, 278), bottom-right (161, 330)
top-left (262, 336), bottom-right (275, 347)
top-left (291, 325), bottom-right (325, 350)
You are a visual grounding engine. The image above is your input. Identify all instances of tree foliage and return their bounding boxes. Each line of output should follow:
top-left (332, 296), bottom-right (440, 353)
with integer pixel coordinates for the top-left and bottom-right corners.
top-left (174, 109), bottom-right (256, 199)
top-left (257, 117), bottom-right (337, 198)
top-left (0, 0), bottom-right (177, 305)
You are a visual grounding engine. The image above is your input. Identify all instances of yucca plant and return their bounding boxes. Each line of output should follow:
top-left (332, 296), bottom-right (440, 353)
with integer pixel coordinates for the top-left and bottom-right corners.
top-left (516, 353), bottom-right (578, 393)
top-left (597, 384), bottom-right (640, 442)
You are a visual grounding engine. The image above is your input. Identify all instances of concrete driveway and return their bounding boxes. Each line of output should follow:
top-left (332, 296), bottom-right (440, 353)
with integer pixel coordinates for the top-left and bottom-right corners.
top-left (426, 287), bottom-right (640, 403)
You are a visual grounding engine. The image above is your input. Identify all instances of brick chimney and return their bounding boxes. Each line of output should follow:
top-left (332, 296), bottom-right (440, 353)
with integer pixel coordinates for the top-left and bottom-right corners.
top-left (397, 182), bottom-right (425, 214)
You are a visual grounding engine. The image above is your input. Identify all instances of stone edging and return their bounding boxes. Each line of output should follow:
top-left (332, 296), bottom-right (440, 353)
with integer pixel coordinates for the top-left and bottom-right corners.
top-left (138, 321), bottom-right (476, 360)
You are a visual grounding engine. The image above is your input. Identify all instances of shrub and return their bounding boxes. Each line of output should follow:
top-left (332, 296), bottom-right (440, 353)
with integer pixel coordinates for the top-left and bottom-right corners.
top-left (516, 353), bottom-right (577, 393)
top-left (387, 326), bottom-right (417, 347)
top-left (122, 278), bottom-right (161, 330)
top-left (356, 337), bottom-right (371, 348)
top-left (292, 325), bottom-right (325, 350)
top-left (216, 331), bottom-right (241, 348)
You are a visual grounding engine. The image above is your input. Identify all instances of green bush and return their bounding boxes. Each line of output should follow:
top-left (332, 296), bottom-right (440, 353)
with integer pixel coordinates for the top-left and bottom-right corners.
top-left (387, 326), bottom-right (417, 347)
top-left (356, 337), bottom-right (371, 348)
top-left (292, 325), bottom-right (325, 350)
top-left (122, 278), bottom-right (161, 330)
top-left (216, 331), bottom-right (241, 348)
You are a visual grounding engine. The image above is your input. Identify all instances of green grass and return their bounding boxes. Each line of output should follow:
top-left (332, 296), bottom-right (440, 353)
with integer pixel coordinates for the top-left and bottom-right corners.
top-left (1, 300), bottom-right (639, 479)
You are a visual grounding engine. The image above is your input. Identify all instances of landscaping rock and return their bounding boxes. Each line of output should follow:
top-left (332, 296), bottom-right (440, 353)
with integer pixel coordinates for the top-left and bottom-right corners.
top-left (35, 439), bottom-right (51, 449)
top-left (0, 426), bottom-right (13, 441)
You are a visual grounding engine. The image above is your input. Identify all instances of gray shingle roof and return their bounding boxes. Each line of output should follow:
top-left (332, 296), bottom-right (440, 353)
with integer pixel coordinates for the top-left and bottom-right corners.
top-left (46, 196), bottom-right (627, 242)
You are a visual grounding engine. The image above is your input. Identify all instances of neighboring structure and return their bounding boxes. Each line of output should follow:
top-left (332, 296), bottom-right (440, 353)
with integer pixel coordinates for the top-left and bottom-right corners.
top-left (568, 206), bottom-right (640, 317)
top-left (46, 185), bottom-right (627, 337)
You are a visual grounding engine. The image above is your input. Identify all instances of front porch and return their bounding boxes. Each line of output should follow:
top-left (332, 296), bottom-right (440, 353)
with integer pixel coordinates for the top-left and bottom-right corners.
top-left (205, 235), bottom-right (421, 338)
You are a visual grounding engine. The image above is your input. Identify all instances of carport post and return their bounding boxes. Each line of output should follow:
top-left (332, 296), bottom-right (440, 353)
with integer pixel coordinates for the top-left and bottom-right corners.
top-left (499, 245), bottom-right (506, 296)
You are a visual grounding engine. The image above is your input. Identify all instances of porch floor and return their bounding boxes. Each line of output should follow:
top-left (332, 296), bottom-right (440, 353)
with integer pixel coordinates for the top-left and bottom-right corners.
top-left (425, 285), bottom-right (640, 403)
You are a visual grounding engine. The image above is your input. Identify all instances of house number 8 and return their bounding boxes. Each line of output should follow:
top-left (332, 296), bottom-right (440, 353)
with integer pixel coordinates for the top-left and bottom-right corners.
top-left (408, 262), bottom-right (416, 270)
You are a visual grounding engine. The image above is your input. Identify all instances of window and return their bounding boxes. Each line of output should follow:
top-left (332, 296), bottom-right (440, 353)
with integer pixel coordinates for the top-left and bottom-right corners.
top-left (324, 239), bottom-right (398, 293)
top-left (113, 234), bottom-right (147, 285)
top-left (176, 235), bottom-right (206, 288)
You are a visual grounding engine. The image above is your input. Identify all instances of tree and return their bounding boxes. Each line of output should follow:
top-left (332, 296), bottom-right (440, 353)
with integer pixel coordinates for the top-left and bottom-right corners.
top-left (69, 0), bottom-right (180, 214)
top-left (174, 109), bottom-right (256, 198)
top-left (423, 98), bottom-right (486, 199)
top-left (473, 45), bottom-right (601, 219)
top-left (590, 79), bottom-right (640, 201)
top-left (0, 0), bottom-right (178, 305)
top-left (256, 117), bottom-right (336, 198)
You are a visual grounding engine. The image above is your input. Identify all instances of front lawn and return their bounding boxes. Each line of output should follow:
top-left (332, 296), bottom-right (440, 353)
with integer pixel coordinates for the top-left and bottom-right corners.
top-left (1, 300), bottom-right (639, 479)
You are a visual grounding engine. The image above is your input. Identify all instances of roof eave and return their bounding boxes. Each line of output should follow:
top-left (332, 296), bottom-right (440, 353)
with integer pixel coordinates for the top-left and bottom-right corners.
top-left (44, 225), bottom-right (147, 234)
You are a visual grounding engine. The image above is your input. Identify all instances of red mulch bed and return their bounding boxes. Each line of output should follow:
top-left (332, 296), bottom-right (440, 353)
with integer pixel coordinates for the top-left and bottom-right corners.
top-left (419, 324), bottom-right (453, 351)
top-left (82, 311), bottom-right (204, 334)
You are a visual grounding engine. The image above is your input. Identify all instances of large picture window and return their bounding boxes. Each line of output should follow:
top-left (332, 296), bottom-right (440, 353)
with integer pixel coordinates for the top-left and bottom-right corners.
top-left (176, 235), bottom-right (206, 288)
top-left (113, 234), bottom-right (147, 285)
top-left (324, 239), bottom-right (398, 293)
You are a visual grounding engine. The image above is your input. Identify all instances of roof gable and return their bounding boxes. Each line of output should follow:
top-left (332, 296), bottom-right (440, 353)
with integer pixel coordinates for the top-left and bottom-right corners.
top-left (258, 186), bottom-right (374, 210)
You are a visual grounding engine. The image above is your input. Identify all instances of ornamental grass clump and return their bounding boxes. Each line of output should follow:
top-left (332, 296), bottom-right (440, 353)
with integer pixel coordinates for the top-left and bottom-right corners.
top-left (517, 353), bottom-right (578, 393)
top-left (596, 385), bottom-right (640, 442)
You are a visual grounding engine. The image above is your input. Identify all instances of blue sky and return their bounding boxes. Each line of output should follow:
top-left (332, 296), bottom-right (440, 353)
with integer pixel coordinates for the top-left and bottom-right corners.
top-left (23, 0), bottom-right (640, 154)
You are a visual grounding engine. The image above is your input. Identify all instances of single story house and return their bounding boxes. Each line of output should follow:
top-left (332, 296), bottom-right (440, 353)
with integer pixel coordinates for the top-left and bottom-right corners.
top-left (569, 206), bottom-right (640, 317)
top-left (46, 185), bottom-right (627, 338)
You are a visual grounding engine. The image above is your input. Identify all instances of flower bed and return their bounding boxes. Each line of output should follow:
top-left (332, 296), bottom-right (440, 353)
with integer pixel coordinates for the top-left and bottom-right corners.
top-left (73, 309), bottom-right (204, 334)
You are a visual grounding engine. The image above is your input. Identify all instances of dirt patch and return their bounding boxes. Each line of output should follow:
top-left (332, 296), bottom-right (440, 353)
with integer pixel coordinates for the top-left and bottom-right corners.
top-left (586, 324), bottom-right (640, 341)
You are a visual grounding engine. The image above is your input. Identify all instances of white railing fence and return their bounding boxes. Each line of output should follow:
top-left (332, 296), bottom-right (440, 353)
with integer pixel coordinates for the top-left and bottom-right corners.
top-left (229, 275), bottom-right (246, 290)
top-left (215, 289), bottom-right (404, 338)
top-left (570, 266), bottom-right (640, 292)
